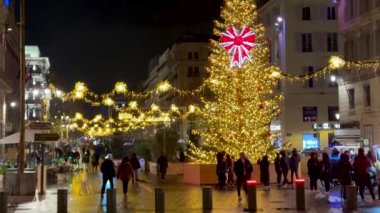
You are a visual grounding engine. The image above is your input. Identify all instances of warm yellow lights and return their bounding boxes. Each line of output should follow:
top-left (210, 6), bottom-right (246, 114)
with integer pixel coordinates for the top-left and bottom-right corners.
top-left (129, 101), bottom-right (138, 109)
top-left (103, 97), bottom-right (114, 106)
top-left (170, 104), bottom-right (179, 112)
top-left (270, 70), bottom-right (281, 78)
top-left (75, 91), bottom-right (84, 99)
top-left (328, 56), bottom-right (346, 70)
top-left (151, 103), bottom-right (159, 111)
top-left (188, 105), bottom-right (196, 113)
top-left (74, 112), bottom-right (83, 120)
top-left (157, 81), bottom-right (172, 93)
top-left (115, 82), bottom-right (127, 93)
top-left (75, 82), bottom-right (87, 93)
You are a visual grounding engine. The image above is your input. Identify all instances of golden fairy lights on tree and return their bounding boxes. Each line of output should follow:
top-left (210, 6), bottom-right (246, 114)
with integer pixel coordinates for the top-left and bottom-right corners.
top-left (188, 0), bottom-right (283, 163)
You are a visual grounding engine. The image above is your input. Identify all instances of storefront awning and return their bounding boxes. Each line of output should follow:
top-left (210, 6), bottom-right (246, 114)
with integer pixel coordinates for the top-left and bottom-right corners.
top-left (0, 129), bottom-right (50, 145)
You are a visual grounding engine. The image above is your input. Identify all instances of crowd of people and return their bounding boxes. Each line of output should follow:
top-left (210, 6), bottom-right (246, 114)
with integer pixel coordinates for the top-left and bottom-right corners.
top-left (216, 148), bottom-right (380, 202)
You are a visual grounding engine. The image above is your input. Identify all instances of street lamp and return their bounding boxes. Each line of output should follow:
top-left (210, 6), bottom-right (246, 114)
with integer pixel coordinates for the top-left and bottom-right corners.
top-left (10, 102), bottom-right (16, 108)
top-left (334, 113), bottom-right (340, 129)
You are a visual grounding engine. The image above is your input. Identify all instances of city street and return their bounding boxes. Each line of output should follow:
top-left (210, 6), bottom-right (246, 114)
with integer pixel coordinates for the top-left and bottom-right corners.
top-left (6, 172), bottom-right (380, 213)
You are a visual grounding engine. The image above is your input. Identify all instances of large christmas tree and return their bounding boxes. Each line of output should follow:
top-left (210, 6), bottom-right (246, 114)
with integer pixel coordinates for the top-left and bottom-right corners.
top-left (188, 0), bottom-right (283, 163)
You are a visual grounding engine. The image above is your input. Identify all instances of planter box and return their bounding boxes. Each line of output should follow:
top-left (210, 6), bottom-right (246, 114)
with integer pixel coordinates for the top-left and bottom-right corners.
top-left (149, 162), bottom-right (185, 175)
top-left (57, 173), bottom-right (66, 185)
top-left (252, 164), bottom-right (303, 184)
top-left (183, 163), bottom-right (217, 185)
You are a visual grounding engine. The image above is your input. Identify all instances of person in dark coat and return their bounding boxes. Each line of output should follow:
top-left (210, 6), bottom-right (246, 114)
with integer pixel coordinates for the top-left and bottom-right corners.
top-left (100, 157), bottom-right (116, 198)
top-left (91, 154), bottom-right (99, 174)
top-left (338, 153), bottom-right (352, 199)
top-left (234, 152), bottom-right (253, 201)
top-left (258, 155), bottom-right (270, 191)
top-left (290, 149), bottom-right (300, 184)
top-left (130, 153), bottom-right (141, 182)
top-left (117, 156), bottom-right (134, 199)
top-left (274, 153), bottom-right (282, 186)
top-left (353, 148), bottom-right (375, 200)
top-left (280, 151), bottom-right (290, 188)
top-left (307, 152), bottom-right (320, 191)
top-left (157, 155), bottom-right (168, 181)
top-left (320, 152), bottom-right (331, 192)
top-left (216, 152), bottom-right (227, 189)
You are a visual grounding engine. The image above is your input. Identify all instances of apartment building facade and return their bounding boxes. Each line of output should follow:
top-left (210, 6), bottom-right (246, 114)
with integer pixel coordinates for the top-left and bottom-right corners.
top-left (259, 0), bottom-right (340, 150)
top-left (142, 34), bottom-right (209, 141)
top-left (337, 0), bottom-right (380, 146)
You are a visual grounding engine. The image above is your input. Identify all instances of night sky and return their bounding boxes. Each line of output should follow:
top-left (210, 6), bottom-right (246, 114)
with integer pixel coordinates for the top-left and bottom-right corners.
top-left (24, 0), bottom-right (222, 92)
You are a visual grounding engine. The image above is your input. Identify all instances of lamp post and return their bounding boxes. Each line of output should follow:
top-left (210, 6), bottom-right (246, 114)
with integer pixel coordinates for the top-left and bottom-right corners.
top-left (18, 0), bottom-right (26, 174)
top-left (335, 113), bottom-right (340, 129)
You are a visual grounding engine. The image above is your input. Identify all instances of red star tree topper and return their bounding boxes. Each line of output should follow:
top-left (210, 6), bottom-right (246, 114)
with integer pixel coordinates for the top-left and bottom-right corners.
top-left (220, 26), bottom-right (256, 68)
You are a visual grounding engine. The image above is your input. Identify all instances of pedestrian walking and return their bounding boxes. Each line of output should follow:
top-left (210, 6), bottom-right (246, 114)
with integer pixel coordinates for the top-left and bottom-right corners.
top-left (100, 156), bottom-right (116, 199)
top-left (234, 152), bottom-right (253, 201)
top-left (117, 156), bottom-right (134, 200)
top-left (226, 154), bottom-right (234, 188)
top-left (320, 152), bottom-right (331, 192)
top-left (290, 148), bottom-right (300, 184)
top-left (216, 152), bottom-right (227, 189)
top-left (353, 148), bottom-right (375, 200)
top-left (157, 155), bottom-right (168, 181)
top-left (91, 155), bottom-right (99, 173)
top-left (280, 151), bottom-right (290, 188)
top-left (82, 150), bottom-right (90, 170)
top-left (307, 152), bottom-right (320, 191)
top-left (338, 152), bottom-right (352, 199)
top-left (258, 155), bottom-right (270, 191)
top-left (274, 153), bottom-right (282, 187)
top-left (130, 153), bottom-right (141, 182)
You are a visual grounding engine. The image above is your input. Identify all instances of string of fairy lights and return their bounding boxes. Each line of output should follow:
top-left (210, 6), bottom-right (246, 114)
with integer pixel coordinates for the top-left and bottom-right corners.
top-left (49, 55), bottom-right (378, 137)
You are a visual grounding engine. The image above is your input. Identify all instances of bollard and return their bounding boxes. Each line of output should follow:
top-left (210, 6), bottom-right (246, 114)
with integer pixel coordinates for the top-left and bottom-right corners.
top-left (295, 179), bottom-right (305, 210)
top-left (346, 185), bottom-right (357, 210)
top-left (106, 188), bottom-right (117, 213)
top-left (246, 180), bottom-right (257, 212)
top-left (57, 189), bottom-right (68, 213)
top-left (0, 191), bottom-right (6, 213)
top-left (155, 187), bottom-right (165, 213)
top-left (202, 186), bottom-right (213, 211)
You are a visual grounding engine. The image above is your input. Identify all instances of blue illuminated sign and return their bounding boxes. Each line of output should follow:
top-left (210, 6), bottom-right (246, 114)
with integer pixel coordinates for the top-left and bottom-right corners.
top-left (4, 0), bottom-right (10, 8)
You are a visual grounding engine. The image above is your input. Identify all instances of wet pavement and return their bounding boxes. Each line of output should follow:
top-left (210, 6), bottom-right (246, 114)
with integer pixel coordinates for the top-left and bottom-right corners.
top-left (6, 172), bottom-right (380, 213)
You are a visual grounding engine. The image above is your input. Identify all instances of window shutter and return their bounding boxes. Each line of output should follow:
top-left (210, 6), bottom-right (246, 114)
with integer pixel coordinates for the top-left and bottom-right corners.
top-left (295, 4), bottom-right (302, 21)
top-left (295, 33), bottom-right (302, 52)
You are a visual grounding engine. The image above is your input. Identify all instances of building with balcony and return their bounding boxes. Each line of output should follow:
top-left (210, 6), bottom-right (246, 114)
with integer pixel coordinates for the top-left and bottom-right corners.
top-left (25, 45), bottom-right (51, 121)
top-left (258, 0), bottom-right (340, 150)
top-left (337, 0), bottom-right (380, 146)
top-left (142, 34), bottom-right (210, 141)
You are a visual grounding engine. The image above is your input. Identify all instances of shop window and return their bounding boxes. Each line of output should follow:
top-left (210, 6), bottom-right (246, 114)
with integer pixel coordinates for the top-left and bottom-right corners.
top-left (302, 133), bottom-right (320, 149)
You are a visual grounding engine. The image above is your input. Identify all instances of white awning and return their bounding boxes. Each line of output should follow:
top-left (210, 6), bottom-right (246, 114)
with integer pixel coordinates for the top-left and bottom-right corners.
top-left (0, 129), bottom-right (50, 145)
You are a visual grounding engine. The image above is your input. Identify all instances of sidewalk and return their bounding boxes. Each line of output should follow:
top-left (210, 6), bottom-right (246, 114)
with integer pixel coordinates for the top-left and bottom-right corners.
top-left (6, 172), bottom-right (380, 213)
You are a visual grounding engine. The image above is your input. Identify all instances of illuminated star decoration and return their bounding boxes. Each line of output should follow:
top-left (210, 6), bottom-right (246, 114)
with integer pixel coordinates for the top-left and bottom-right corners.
top-left (220, 26), bottom-right (256, 68)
